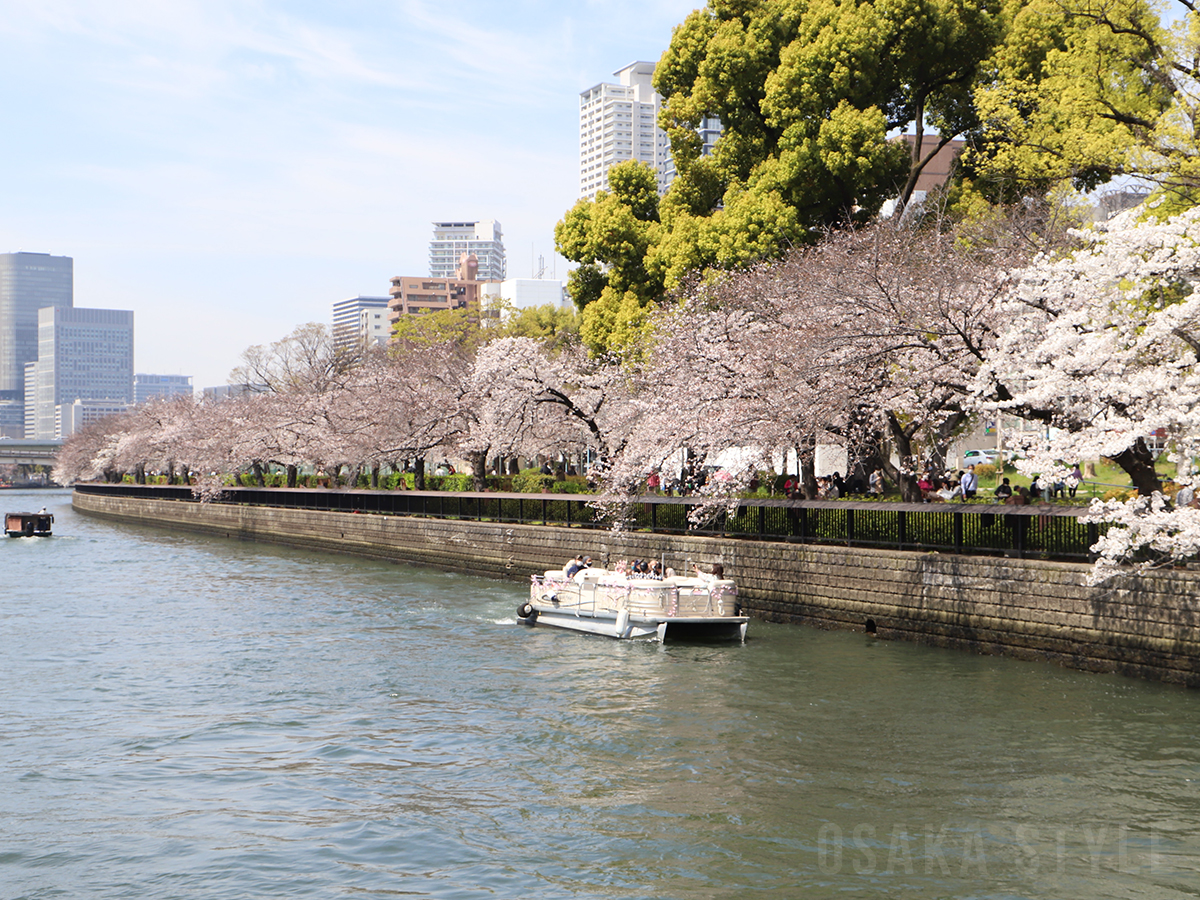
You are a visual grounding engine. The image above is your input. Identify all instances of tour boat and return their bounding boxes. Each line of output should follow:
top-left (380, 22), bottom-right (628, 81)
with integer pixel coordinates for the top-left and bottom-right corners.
top-left (5, 511), bottom-right (53, 537)
top-left (520, 567), bottom-right (748, 642)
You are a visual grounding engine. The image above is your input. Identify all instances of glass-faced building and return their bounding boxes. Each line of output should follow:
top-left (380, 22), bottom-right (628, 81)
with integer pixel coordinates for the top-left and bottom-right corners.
top-left (134, 373), bottom-right (193, 404)
top-left (0, 252), bottom-right (73, 437)
top-left (30, 307), bottom-right (134, 439)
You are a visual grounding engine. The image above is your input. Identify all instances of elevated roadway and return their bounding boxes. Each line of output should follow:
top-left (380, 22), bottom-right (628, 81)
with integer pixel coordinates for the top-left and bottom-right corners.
top-left (0, 440), bottom-right (61, 467)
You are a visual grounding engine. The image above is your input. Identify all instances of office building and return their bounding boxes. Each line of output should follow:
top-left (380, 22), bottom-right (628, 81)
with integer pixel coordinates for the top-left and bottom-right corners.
top-left (134, 373), bottom-right (194, 404)
top-left (28, 307), bottom-right (133, 440)
top-left (429, 221), bottom-right (506, 281)
top-left (200, 383), bottom-right (266, 402)
top-left (332, 295), bottom-right (390, 354)
top-left (59, 398), bottom-right (131, 436)
top-left (579, 61), bottom-right (722, 199)
top-left (0, 252), bottom-right (73, 437)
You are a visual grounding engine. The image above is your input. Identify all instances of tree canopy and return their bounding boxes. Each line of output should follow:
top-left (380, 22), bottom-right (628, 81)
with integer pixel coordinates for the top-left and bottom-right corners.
top-left (557, 0), bottom-right (1200, 354)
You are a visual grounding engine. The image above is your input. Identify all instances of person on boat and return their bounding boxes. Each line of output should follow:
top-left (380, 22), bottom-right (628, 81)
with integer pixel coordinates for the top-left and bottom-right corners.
top-left (571, 556), bottom-right (595, 584)
top-left (649, 560), bottom-right (663, 579)
top-left (565, 555), bottom-right (585, 577)
top-left (694, 563), bottom-right (725, 582)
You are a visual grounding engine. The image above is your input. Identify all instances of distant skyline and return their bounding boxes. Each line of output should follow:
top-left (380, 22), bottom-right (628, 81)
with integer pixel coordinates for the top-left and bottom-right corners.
top-left (0, 1), bottom-right (700, 389)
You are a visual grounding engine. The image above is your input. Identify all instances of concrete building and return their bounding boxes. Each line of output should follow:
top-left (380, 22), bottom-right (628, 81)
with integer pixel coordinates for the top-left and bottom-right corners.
top-left (59, 398), bottom-right (131, 436)
top-left (0, 252), bottom-right (73, 437)
top-left (579, 61), bottom-right (721, 199)
top-left (388, 276), bottom-right (480, 325)
top-left (332, 295), bottom-right (390, 354)
top-left (429, 221), bottom-right (506, 281)
top-left (479, 278), bottom-right (570, 311)
top-left (28, 307), bottom-right (133, 439)
top-left (580, 61), bottom-right (669, 199)
top-left (389, 252), bottom-right (486, 330)
top-left (900, 135), bottom-right (966, 194)
top-left (134, 373), bottom-right (193, 404)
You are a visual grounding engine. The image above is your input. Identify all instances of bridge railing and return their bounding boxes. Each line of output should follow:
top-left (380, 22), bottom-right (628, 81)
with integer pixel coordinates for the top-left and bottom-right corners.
top-left (72, 482), bottom-right (1103, 562)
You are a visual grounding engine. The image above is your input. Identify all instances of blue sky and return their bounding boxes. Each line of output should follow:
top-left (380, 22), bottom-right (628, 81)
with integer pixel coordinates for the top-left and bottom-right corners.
top-left (0, 0), bottom-right (701, 389)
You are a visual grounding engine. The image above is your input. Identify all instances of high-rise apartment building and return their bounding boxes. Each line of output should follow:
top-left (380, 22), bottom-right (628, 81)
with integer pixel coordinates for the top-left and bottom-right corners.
top-left (332, 295), bottom-right (390, 354)
top-left (0, 252), bottom-right (73, 437)
top-left (134, 373), bottom-right (193, 404)
top-left (429, 221), bottom-right (506, 281)
top-left (579, 62), bottom-right (668, 199)
top-left (579, 61), bottom-right (722, 199)
top-left (29, 307), bottom-right (133, 439)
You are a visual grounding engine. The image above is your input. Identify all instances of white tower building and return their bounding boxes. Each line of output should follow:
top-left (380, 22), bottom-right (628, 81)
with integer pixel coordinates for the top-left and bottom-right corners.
top-left (579, 61), bottom-right (671, 199)
top-left (579, 61), bottom-right (723, 200)
top-left (429, 221), bottom-right (506, 282)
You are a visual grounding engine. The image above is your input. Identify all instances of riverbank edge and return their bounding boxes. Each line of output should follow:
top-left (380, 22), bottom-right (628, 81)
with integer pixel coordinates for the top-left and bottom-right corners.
top-left (73, 489), bottom-right (1200, 687)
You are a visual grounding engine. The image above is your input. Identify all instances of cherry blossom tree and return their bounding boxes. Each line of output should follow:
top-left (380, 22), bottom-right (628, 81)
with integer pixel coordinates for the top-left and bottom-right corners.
top-left (468, 337), bottom-right (636, 469)
top-left (975, 206), bottom-right (1200, 578)
top-left (598, 212), bottom-right (1040, 506)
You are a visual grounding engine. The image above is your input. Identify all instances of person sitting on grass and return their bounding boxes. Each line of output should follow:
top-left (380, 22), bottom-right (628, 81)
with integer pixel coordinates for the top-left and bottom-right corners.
top-left (994, 477), bottom-right (1013, 501)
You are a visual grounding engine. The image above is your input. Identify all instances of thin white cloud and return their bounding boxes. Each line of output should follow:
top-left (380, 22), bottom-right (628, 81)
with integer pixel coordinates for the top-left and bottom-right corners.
top-left (0, 0), bottom-right (701, 388)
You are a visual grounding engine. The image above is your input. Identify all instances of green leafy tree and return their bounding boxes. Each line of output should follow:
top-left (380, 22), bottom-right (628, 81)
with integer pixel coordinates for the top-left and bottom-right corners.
top-left (554, 160), bottom-right (664, 354)
top-left (965, 0), bottom-right (1196, 209)
top-left (656, 0), bottom-right (1004, 226)
top-left (558, 0), bottom-right (1012, 354)
top-left (502, 303), bottom-right (581, 351)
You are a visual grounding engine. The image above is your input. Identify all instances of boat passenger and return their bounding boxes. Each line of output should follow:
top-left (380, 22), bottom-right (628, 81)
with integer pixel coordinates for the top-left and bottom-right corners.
top-left (565, 555), bottom-right (585, 578)
top-left (694, 563), bottom-right (725, 582)
top-left (572, 557), bottom-right (595, 584)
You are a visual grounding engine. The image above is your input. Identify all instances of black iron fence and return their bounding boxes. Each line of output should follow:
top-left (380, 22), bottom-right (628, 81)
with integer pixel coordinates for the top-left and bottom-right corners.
top-left (73, 482), bottom-right (1103, 562)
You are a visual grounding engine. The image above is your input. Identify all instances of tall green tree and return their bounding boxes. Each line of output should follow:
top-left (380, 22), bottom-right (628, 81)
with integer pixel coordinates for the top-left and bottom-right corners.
top-left (554, 160), bottom-right (664, 353)
top-left (656, 0), bottom-right (1004, 227)
top-left (558, 0), bottom-right (1011, 354)
top-left (964, 0), bottom-right (1195, 209)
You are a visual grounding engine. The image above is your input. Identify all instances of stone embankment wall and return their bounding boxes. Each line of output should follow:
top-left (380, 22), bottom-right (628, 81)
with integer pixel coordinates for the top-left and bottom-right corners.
top-left (74, 491), bottom-right (1200, 687)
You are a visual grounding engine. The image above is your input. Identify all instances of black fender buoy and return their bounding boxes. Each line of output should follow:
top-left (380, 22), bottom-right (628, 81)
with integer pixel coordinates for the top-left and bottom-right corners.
top-left (518, 602), bottom-right (535, 620)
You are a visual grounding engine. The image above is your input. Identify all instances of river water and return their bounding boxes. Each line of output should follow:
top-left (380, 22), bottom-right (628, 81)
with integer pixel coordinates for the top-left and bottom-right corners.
top-left (2, 489), bottom-right (1199, 899)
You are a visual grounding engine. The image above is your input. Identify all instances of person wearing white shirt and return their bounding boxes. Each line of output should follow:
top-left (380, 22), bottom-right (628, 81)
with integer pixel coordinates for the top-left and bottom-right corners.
top-left (960, 465), bottom-right (979, 500)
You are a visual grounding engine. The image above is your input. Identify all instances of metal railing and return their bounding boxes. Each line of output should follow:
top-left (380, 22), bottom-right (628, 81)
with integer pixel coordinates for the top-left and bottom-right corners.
top-left (73, 482), bottom-right (1104, 562)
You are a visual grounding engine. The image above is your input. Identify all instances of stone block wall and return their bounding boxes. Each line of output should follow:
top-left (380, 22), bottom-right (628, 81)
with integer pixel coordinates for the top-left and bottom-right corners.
top-left (73, 491), bottom-right (1200, 687)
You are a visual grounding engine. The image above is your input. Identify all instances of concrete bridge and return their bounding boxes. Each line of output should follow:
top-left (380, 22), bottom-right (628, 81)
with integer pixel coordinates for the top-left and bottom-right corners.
top-left (0, 440), bottom-right (61, 467)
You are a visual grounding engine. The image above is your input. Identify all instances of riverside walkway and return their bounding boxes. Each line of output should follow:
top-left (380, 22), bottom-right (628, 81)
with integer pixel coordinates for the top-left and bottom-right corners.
top-left (74, 482), bottom-right (1103, 562)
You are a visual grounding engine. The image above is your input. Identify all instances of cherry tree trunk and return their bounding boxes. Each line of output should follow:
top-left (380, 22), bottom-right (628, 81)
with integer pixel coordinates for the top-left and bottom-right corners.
top-left (469, 452), bottom-right (487, 492)
top-left (1112, 439), bottom-right (1162, 497)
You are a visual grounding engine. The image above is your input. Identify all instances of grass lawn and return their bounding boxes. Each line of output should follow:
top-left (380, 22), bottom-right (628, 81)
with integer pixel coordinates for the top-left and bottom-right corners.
top-left (970, 457), bottom-right (1179, 503)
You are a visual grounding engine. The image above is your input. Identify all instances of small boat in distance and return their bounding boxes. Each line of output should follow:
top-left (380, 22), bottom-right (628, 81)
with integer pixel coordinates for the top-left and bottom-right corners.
top-left (5, 511), bottom-right (53, 537)
top-left (521, 566), bottom-right (748, 642)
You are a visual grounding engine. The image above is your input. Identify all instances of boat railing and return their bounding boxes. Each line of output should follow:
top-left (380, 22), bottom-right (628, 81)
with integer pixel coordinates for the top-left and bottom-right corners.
top-left (531, 572), bottom-right (737, 618)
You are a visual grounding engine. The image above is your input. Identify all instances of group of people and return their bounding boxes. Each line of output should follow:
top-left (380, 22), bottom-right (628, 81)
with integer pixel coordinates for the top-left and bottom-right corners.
top-left (565, 555), bottom-right (592, 577)
top-left (623, 559), bottom-right (664, 579)
top-left (783, 468), bottom-right (886, 500)
top-left (917, 465), bottom-right (981, 502)
top-left (563, 554), bottom-right (728, 582)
